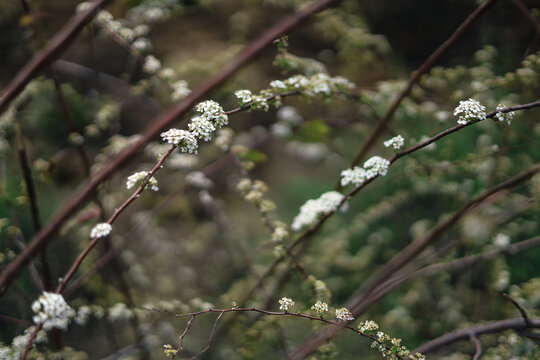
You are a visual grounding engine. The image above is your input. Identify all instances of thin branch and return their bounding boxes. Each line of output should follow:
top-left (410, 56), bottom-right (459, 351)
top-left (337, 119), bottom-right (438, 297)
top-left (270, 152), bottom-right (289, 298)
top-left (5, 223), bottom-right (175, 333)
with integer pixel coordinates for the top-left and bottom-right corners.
top-left (0, 0), bottom-right (343, 298)
top-left (503, 293), bottom-right (531, 326)
top-left (348, 0), bottom-right (497, 168)
top-left (144, 307), bottom-right (405, 360)
top-left (0, 0), bottom-right (114, 114)
top-left (469, 333), bottom-right (482, 360)
top-left (189, 312), bottom-right (224, 360)
top-left (412, 318), bottom-right (540, 355)
top-left (511, 0), bottom-right (540, 36)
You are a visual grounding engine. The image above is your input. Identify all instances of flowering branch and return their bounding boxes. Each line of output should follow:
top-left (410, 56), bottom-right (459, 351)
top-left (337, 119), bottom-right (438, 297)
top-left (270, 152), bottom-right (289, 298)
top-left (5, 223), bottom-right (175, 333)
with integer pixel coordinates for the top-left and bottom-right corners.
top-left (0, 0), bottom-right (343, 298)
top-left (145, 306), bottom-right (407, 360)
top-left (348, 0), bottom-right (497, 168)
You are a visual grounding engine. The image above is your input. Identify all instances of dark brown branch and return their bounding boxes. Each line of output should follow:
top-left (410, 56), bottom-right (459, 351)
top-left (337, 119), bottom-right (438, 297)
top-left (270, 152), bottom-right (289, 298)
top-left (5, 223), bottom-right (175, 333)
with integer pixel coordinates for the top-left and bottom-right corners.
top-left (0, 0), bottom-right (342, 298)
top-left (412, 318), bottom-right (540, 355)
top-left (503, 293), bottom-right (531, 326)
top-left (0, 0), bottom-right (114, 114)
top-left (511, 0), bottom-right (540, 36)
top-left (348, 0), bottom-right (497, 168)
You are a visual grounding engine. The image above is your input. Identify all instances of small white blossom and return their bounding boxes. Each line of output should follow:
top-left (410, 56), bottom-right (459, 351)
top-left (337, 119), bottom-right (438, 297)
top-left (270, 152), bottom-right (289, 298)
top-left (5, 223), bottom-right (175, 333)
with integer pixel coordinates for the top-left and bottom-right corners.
top-left (291, 191), bottom-right (345, 231)
top-left (74, 306), bottom-right (92, 326)
top-left (279, 297), bottom-right (295, 311)
top-left (359, 320), bottom-right (379, 332)
top-left (196, 100), bottom-right (228, 128)
top-left (270, 80), bottom-right (287, 90)
top-left (143, 55), bottom-right (161, 74)
top-left (108, 303), bottom-right (134, 321)
top-left (126, 171), bottom-right (159, 191)
top-left (90, 223), bottom-right (112, 238)
top-left (159, 67), bottom-right (175, 80)
top-left (495, 104), bottom-right (514, 125)
top-left (170, 80), bottom-right (191, 102)
top-left (341, 167), bottom-right (366, 187)
top-left (185, 171), bottom-right (213, 189)
top-left (214, 128), bottom-right (234, 151)
top-left (188, 116), bottom-right (216, 141)
top-left (383, 135), bottom-right (405, 150)
top-left (235, 89), bottom-right (253, 104)
top-left (132, 37), bottom-right (152, 52)
top-left (335, 307), bottom-right (354, 321)
top-left (311, 301), bottom-right (329, 314)
top-left (363, 156), bottom-right (390, 179)
top-left (493, 233), bottom-right (510, 248)
top-left (285, 75), bottom-right (309, 89)
top-left (32, 292), bottom-right (74, 331)
top-left (160, 128), bottom-right (198, 153)
top-left (454, 98), bottom-right (486, 125)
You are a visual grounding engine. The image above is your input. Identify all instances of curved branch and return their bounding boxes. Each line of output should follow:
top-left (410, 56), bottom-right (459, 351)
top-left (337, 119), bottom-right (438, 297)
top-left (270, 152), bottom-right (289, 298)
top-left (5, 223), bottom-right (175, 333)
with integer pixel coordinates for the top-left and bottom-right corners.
top-left (412, 318), bottom-right (540, 355)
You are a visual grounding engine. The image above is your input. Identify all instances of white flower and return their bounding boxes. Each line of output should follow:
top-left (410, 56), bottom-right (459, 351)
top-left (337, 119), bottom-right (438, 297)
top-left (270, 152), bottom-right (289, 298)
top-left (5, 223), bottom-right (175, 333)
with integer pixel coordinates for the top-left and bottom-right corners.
top-left (291, 191), bottom-right (345, 231)
top-left (493, 233), bottom-right (510, 248)
top-left (214, 128), bottom-right (234, 151)
top-left (363, 156), bottom-right (390, 179)
top-left (160, 128), bottom-right (198, 153)
top-left (285, 75), bottom-right (309, 89)
top-left (32, 292), bottom-right (74, 331)
top-left (359, 320), bottom-right (379, 332)
top-left (311, 301), bottom-right (329, 314)
top-left (383, 135), bottom-right (405, 150)
top-left (335, 307), bottom-right (354, 321)
top-left (171, 80), bottom-right (191, 102)
top-left (188, 116), bottom-right (216, 141)
top-left (143, 55), bottom-right (161, 74)
top-left (90, 223), bottom-right (112, 238)
top-left (132, 38), bottom-right (152, 52)
top-left (74, 306), bottom-right (92, 326)
top-left (495, 104), bottom-right (514, 125)
top-left (195, 100), bottom-right (228, 128)
top-left (279, 297), bottom-right (295, 311)
top-left (235, 89), bottom-right (253, 104)
top-left (159, 67), bottom-right (175, 80)
top-left (270, 80), bottom-right (287, 90)
top-left (108, 303), bottom-right (134, 321)
top-left (185, 171), bottom-right (213, 189)
top-left (341, 167), bottom-right (366, 187)
top-left (453, 98), bottom-right (486, 125)
top-left (126, 171), bottom-right (159, 191)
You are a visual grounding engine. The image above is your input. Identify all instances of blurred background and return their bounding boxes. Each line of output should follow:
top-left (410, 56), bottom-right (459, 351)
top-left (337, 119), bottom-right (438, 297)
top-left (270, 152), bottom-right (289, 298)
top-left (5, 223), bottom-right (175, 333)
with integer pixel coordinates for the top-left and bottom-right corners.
top-left (0, 0), bottom-right (539, 359)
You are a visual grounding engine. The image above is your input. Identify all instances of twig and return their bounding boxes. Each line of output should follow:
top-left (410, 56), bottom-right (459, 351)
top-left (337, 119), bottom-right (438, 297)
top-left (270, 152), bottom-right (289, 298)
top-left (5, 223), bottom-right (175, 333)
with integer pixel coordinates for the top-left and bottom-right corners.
top-left (0, 0), bottom-right (114, 114)
top-left (173, 315), bottom-right (195, 359)
top-left (511, 0), bottom-right (540, 36)
top-left (0, 0), bottom-right (343, 298)
top-left (189, 312), bottom-right (224, 360)
top-left (348, 0), bottom-right (497, 169)
top-left (469, 333), bottom-right (482, 360)
top-left (144, 307), bottom-right (405, 360)
top-left (503, 293), bottom-right (531, 326)
top-left (412, 318), bottom-right (540, 355)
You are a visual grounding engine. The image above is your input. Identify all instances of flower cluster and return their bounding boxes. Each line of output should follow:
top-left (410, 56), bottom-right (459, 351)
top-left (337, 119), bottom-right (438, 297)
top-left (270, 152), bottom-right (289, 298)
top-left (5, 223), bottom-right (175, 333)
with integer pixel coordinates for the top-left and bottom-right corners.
top-left (32, 292), bottom-right (74, 331)
top-left (126, 171), bottom-right (159, 191)
top-left (341, 155), bottom-right (391, 187)
top-left (335, 307), bottom-right (354, 321)
top-left (235, 89), bottom-right (253, 104)
top-left (279, 297), bottom-right (295, 311)
top-left (143, 55), bottom-right (161, 74)
top-left (196, 100), bottom-right (228, 129)
top-left (160, 128), bottom-right (198, 153)
top-left (454, 98), bottom-right (486, 125)
top-left (383, 135), bottom-right (405, 150)
top-left (271, 222), bottom-right (289, 242)
top-left (108, 303), bottom-right (134, 321)
top-left (171, 80), bottom-right (191, 101)
top-left (311, 301), bottom-right (329, 315)
top-left (357, 320), bottom-right (424, 360)
top-left (90, 223), bottom-right (112, 238)
top-left (269, 73), bottom-right (355, 97)
top-left (291, 191), bottom-right (345, 231)
top-left (188, 116), bottom-right (215, 141)
top-left (185, 171), bottom-right (213, 189)
top-left (495, 104), bottom-right (514, 125)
